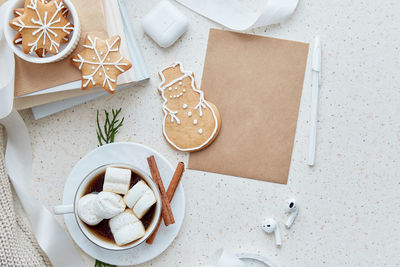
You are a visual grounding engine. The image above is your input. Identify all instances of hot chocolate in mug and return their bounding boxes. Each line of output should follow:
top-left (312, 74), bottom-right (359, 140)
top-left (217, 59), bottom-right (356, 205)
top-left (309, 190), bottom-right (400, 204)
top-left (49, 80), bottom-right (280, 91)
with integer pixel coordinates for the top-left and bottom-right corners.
top-left (53, 163), bottom-right (162, 250)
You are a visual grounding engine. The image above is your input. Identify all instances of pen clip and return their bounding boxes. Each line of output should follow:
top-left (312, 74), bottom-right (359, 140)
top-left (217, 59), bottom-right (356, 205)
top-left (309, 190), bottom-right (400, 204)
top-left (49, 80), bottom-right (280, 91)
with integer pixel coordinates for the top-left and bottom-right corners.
top-left (312, 36), bottom-right (321, 85)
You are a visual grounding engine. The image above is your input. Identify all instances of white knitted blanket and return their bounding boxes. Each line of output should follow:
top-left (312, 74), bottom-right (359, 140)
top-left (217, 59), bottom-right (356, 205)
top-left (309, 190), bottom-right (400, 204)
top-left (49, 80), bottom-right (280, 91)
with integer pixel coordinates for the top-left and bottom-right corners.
top-left (0, 126), bottom-right (51, 267)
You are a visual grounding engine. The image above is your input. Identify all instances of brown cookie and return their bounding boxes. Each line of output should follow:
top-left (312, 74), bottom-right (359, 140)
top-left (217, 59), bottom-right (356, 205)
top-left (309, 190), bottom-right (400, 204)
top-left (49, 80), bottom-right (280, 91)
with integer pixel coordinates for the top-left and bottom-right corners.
top-left (13, 8), bottom-right (24, 17)
top-left (71, 34), bottom-right (133, 94)
top-left (61, 35), bottom-right (69, 43)
top-left (12, 8), bottom-right (24, 45)
top-left (12, 10), bottom-right (44, 56)
top-left (35, 48), bottom-right (47, 57)
top-left (157, 63), bottom-right (221, 152)
top-left (9, 0), bottom-right (74, 55)
top-left (13, 32), bottom-right (22, 45)
top-left (12, 2), bottom-right (68, 57)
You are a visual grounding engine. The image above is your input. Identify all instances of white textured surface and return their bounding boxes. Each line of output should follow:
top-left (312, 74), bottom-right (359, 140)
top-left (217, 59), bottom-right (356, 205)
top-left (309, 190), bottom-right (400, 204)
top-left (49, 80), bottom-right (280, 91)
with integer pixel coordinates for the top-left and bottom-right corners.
top-left (19, 0), bottom-right (400, 266)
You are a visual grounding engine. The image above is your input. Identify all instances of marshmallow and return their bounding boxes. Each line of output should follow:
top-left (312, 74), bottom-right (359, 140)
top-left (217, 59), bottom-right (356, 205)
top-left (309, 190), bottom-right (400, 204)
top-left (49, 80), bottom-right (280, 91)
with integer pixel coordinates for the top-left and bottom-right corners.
top-left (77, 194), bottom-right (102, 226)
top-left (109, 210), bottom-right (145, 246)
top-left (95, 191), bottom-right (126, 219)
top-left (124, 180), bottom-right (151, 208)
top-left (103, 167), bottom-right (131, 195)
top-left (133, 190), bottom-right (157, 219)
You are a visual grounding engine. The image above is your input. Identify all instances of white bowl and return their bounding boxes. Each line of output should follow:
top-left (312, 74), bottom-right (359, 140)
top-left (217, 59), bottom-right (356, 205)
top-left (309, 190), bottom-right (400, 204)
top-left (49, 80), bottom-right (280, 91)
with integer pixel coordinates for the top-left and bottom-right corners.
top-left (3, 0), bottom-right (80, 64)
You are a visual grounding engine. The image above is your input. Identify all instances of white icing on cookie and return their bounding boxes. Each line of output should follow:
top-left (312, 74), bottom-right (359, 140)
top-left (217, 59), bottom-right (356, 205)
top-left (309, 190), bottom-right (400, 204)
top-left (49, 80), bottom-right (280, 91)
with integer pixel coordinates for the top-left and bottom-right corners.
top-left (171, 93), bottom-right (183, 98)
top-left (165, 107), bottom-right (180, 124)
top-left (157, 62), bottom-right (219, 152)
top-left (193, 119), bottom-right (198, 125)
top-left (15, 9), bottom-right (23, 16)
top-left (183, 104), bottom-right (187, 109)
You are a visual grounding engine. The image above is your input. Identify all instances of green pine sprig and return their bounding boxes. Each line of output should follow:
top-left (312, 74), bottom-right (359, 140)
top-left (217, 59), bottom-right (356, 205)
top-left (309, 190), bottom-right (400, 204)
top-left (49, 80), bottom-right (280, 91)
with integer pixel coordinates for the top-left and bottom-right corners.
top-left (94, 109), bottom-right (124, 265)
top-left (94, 260), bottom-right (116, 267)
top-left (96, 108), bottom-right (125, 146)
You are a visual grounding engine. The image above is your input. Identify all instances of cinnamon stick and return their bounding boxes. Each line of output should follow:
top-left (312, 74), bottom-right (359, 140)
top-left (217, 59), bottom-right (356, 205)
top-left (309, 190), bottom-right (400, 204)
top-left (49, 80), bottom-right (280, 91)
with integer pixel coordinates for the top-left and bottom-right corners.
top-left (146, 162), bottom-right (185, 244)
top-left (147, 156), bottom-right (175, 226)
top-left (166, 162), bottom-right (184, 200)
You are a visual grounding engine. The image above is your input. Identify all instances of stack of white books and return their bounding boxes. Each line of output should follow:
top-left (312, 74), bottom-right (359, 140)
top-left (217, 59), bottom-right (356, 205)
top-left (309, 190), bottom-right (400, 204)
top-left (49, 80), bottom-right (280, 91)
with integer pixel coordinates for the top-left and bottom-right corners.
top-left (14, 0), bottom-right (148, 119)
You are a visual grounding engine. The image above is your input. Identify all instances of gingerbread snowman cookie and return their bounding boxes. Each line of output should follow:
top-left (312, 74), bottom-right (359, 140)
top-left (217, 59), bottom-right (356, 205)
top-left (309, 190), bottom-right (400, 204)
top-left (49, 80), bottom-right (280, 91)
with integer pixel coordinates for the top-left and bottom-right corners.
top-left (158, 63), bottom-right (221, 152)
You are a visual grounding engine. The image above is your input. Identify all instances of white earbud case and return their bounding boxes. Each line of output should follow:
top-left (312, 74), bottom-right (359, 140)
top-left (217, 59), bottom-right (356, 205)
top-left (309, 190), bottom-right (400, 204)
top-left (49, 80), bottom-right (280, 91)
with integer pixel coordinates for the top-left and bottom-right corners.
top-left (142, 0), bottom-right (189, 48)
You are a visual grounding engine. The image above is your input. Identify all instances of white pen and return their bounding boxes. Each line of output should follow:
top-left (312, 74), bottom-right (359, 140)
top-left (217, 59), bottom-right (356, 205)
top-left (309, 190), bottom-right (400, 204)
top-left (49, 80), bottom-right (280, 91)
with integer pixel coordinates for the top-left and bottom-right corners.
top-left (307, 36), bottom-right (321, 166)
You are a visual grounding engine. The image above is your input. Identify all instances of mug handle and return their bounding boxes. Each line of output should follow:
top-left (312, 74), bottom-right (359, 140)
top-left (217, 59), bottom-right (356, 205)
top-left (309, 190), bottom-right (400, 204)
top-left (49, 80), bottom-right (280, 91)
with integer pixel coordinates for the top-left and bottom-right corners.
top-left (53, 204), bottom-right (74, 215)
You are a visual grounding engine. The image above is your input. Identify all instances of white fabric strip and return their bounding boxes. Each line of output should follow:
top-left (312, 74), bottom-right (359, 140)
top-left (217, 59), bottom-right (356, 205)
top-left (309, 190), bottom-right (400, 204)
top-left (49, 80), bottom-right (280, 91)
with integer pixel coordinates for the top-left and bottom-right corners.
top-left (1, 111), bottom-right (85, 267)
top-left (175, 0), bottom-right (299, 31)
top-left (0, 2), bottom-right (14, 119)
top-left (202, 249), bottom-right (245, 267)
top-left (0, 3), bottom-right (85, 266)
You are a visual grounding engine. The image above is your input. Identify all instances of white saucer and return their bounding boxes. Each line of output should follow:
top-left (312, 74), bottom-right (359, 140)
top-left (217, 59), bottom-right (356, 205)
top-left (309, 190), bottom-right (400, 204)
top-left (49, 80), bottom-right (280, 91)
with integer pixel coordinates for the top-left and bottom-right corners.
top-left (62, 142), bottom-right (185, 266)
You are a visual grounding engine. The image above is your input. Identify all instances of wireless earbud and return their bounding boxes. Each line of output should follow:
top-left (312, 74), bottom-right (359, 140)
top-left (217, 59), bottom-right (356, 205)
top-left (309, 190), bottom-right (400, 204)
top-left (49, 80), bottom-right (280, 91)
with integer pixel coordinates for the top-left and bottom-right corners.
top-left (285, 198), bottom-right (298, 228)
top-left (261, 218), bottom-right (281, 247)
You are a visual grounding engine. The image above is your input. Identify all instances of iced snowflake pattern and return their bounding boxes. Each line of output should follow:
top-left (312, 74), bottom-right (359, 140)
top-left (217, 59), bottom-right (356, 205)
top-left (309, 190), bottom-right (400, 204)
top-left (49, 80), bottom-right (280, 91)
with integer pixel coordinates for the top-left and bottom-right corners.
top-left (72, 34), bottom-right (132, 92)
top-left (11, 0), bottom-right (73, 54)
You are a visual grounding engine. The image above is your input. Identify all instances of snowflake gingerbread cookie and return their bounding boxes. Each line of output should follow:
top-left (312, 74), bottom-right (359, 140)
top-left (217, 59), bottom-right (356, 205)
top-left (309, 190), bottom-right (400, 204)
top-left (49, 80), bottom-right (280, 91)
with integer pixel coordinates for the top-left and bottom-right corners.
top-left (71, 34), bottom-right (132, 94)
top-left (12, 3), bottom-right (69, 57)
top-left (9, 0), bottom-right (74, 55)
top-left (158, 63), bottom-right (221, 152)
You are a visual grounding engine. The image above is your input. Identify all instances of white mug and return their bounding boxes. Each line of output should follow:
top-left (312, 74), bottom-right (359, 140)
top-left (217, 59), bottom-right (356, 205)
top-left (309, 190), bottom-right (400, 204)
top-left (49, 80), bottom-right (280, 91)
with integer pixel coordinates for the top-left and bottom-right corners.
top-left (53, 163), bottom-right (162, 250)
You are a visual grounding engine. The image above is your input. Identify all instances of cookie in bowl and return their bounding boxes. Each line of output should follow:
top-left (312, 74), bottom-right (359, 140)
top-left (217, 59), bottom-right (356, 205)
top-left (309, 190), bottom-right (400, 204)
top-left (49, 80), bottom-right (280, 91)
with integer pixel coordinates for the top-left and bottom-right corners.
top-left (4, 0), bottom-right (80, 63)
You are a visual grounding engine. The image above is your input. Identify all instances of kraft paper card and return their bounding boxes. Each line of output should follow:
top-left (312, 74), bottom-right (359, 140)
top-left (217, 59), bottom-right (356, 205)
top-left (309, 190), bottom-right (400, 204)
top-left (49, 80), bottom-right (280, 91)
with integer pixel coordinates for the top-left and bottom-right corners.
top-left (14, 0), bottom-right (107, 97)
top-left (188, 29), bottom-right (309, 184)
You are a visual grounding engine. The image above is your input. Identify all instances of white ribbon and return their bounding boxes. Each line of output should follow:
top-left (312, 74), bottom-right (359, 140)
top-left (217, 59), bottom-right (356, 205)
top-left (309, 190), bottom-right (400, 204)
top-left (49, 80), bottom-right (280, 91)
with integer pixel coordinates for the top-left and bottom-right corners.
top-left (0, 2), bottom-right (14, 118)
top-left (203, 249), bottom-right (245, 267)
top-left (0, 3), bottom-right (85, 267)
top-left (203, 249), bottom-right (276, 267)
top-left (176, 0), bottom-right (299, 31)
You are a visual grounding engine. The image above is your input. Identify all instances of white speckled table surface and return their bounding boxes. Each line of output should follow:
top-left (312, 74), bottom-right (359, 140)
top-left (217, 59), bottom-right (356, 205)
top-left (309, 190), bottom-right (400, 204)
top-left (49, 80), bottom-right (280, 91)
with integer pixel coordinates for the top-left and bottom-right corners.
top-left (19, 0), bottom-right (400, 266)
